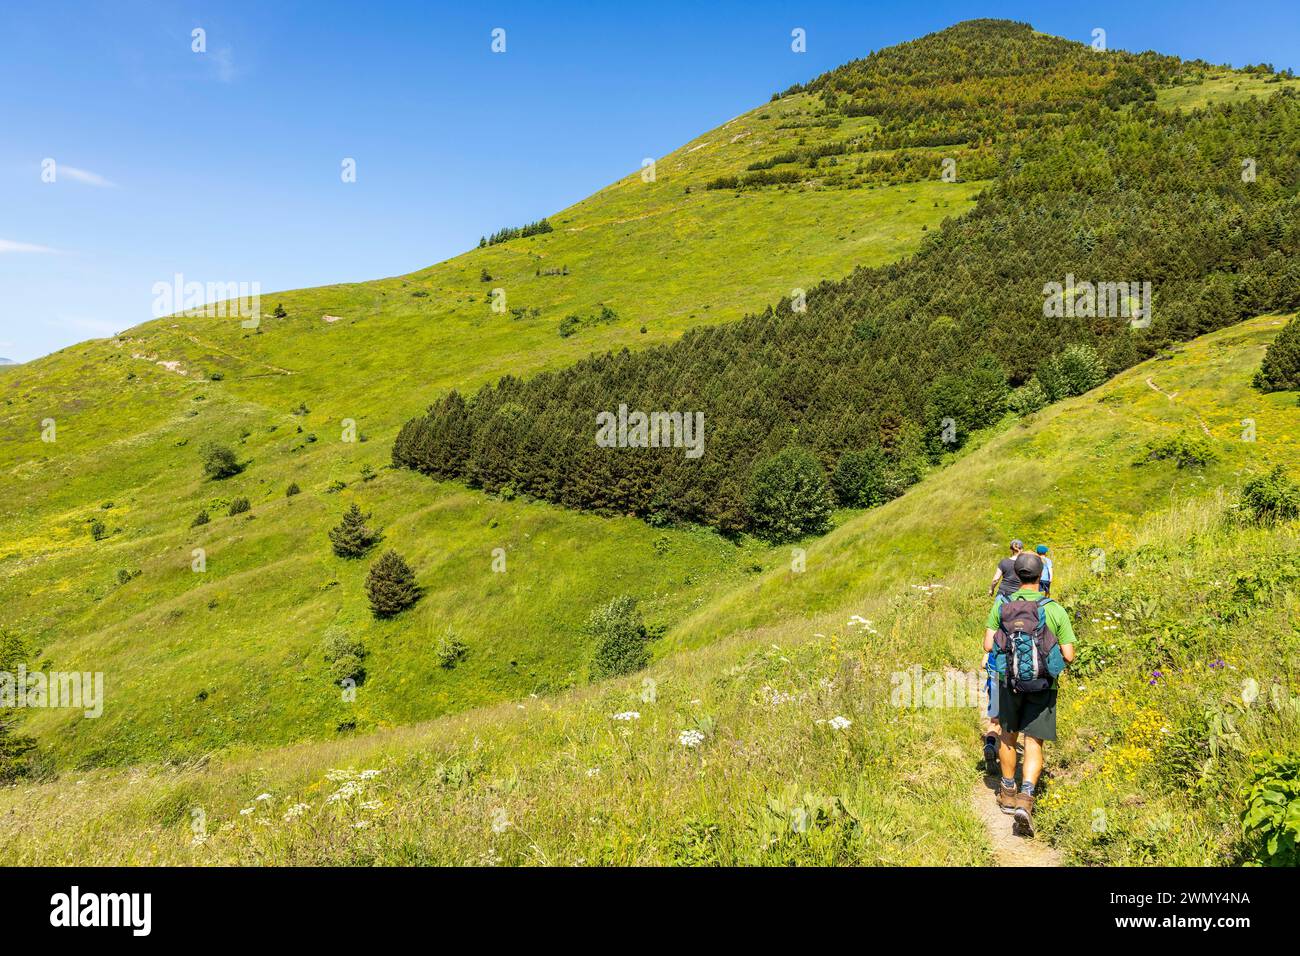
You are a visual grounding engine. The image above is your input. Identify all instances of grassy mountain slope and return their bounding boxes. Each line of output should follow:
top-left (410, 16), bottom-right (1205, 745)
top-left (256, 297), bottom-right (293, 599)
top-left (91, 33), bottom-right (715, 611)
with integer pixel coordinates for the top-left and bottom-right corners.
top-left (4, 315), bottom-right (1295, 865)
top-left (0, 88), bottom-right (974, 770)
top-left (390, 20), bottom-right (1300, 537)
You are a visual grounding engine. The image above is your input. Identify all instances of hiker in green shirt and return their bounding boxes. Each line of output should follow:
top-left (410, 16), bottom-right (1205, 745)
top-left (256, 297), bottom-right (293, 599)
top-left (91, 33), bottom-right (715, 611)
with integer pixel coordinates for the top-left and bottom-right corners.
top-left (982, 551), bottom-right (1076, 837)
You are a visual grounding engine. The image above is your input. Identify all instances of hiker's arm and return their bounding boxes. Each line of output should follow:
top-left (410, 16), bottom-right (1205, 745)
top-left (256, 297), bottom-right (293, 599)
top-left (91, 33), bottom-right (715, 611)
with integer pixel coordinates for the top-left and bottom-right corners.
top-left (983, 627), bottom-right (997, 653)
top-left (1055, 610), bottom-right (1078, 664)
top-left (988, 569), bottom-right (1000, 595)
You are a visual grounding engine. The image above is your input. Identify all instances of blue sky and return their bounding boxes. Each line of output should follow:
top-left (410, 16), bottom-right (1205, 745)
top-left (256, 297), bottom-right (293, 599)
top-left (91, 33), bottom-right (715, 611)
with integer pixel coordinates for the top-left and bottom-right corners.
top-left (1, 0), bottom-right (1297, 362)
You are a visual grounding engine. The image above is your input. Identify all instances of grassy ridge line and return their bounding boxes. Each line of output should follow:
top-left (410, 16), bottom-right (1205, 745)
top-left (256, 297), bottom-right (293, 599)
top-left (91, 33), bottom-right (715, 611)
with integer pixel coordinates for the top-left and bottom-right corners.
top-left (3, 315), bottom-right (1295, 864)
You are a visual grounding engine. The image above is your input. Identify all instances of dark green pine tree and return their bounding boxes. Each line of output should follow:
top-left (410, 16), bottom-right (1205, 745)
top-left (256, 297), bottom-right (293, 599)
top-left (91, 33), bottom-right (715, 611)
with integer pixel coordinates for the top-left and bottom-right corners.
top-left (328, 503), bottom-right (378, 557)
top-left (365, 550), bottom-right (419, 618)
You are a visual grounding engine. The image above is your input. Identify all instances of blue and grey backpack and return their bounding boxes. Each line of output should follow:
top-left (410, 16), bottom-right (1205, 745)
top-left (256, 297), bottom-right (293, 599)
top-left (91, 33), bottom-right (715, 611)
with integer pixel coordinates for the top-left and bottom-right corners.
top-left (993, 594), bottom-right (1066, 694)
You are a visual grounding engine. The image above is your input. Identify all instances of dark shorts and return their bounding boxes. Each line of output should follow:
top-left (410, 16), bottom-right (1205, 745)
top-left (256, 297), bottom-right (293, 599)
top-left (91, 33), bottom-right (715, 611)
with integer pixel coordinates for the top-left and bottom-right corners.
top-left (999, 688), bottom-right (1058, 741)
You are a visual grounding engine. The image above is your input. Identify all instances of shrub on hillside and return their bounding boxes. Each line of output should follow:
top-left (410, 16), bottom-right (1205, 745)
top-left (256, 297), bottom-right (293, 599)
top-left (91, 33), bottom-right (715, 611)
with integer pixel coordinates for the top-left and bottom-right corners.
top-left (191, 510), bottom-right (210, 527)
top-left (320, 626), bottom-right (366, 684)
top-left (201, 442), bottom-right (242, 480)
top-left (435, 628), bottom-right (469, 669)
top-left (1239, 751), bottom-right (1300, 866)
top-left (587, 595), bottom-right (657, 680)
top-left (1008, 377), bottom-right (1049, 415)
top-left (832, 447), bottom-right (887, 507)
top-left (286, 482), bottom-right (301, 497)
top-left (365, 550), bottom-right (419, 618)
top-left (1237, 466), bottom-right (1300, 525)
top-left (1037, 344), bottom-right (1107, 401)
top-left (1139, 434), bottom-right (1219, 469)
top-left (328, 504), bottom-right (379, 557)
top-left (747, 447), bottom-right (834, 542)
top-left (89, 519), bottom-right (107, 541)
top-left (1252, 317), bottom-right (1300, 392)
top-left (228, 497), bottom-right (250, 516)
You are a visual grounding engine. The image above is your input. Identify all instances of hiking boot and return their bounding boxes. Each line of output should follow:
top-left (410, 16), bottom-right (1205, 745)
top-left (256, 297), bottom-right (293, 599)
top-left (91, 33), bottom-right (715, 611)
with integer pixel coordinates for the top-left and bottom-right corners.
top-left (982, 734), bottom-right (999, 777)
top-left (1012, 792), bottom-right (1036, 837)
top-left (996, 782), bottom-right (1018, 815)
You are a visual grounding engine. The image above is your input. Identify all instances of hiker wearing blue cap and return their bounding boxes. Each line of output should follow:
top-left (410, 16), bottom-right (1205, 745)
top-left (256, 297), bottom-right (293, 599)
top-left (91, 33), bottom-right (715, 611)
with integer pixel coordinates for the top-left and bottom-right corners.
top-left (1035, 544), bottom-right (1053, 597)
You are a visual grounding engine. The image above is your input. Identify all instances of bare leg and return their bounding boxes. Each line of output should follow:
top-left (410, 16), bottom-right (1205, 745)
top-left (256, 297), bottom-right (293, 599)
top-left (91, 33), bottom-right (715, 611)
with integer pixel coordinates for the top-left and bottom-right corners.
top-left (1022, 735), bottom-right (1044, 788)
top-left (999, 730), bottom-right (1019, 781)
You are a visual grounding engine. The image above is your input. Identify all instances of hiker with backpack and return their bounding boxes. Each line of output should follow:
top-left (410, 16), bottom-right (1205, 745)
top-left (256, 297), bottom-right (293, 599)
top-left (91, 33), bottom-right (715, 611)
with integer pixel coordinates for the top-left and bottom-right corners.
top-left (981, 539), bottom-right (1024, 772)
top-left (1035, 544), bottom-right (1053, 596)
top-left (982, 551), bottom-right (1076, 837)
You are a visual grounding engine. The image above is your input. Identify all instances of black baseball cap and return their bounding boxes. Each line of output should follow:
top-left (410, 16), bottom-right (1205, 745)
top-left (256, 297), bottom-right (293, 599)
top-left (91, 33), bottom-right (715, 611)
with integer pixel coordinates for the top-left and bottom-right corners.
top-left (1013, 552), bottom-right (1044, 582)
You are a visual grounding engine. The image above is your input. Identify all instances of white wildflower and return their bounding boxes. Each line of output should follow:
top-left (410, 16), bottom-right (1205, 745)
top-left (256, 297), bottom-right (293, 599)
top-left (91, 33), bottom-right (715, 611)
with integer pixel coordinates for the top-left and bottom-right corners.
top-left (827, 715), bottom-right (852, 731)
top-left (611, 711), bottom-right (640, 721)
top-left (678, 729), bottom-right (706, 748)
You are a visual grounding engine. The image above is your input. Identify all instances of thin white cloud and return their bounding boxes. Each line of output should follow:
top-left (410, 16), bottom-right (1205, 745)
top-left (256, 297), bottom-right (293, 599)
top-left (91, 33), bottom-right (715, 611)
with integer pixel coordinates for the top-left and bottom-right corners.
top-left (0, 239), bottom-right (59, 254)
top-left (212, 46), bottom-right (238, 83)
top-left (59, 165), bottom-right (117, 188)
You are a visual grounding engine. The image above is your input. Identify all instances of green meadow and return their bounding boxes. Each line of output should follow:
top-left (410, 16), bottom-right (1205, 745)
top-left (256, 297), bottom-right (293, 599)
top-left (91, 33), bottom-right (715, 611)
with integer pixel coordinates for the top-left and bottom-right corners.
top-left (1155, 70), bottom-right (1300, 110)
top-left (3, 315), bottom-right (1295, 865)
